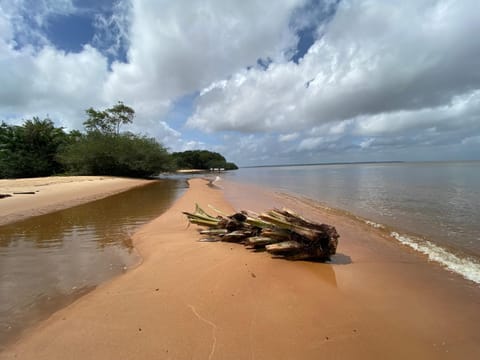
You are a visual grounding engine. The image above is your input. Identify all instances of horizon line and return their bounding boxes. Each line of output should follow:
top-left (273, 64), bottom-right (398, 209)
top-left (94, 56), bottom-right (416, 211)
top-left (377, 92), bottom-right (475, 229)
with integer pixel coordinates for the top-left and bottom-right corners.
top-left (238, 159), bottom-right (480, 169)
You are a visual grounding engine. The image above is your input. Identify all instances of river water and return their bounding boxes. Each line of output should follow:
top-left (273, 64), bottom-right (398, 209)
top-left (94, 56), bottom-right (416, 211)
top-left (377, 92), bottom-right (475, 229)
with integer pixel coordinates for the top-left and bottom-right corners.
top-left (223, 161), bottom-right (480, 284)
top-left (0, 179), bottom-right (186, 349)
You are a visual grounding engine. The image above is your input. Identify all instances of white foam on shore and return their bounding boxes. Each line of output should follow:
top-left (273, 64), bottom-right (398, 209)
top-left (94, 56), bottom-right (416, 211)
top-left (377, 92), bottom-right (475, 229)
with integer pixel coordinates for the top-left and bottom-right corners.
top-left (268, 190), bottom-right (480, 285)
top-left (390, 232), bottom-right (480, 284)
top-left (364, 220), bottom-right (386, 229)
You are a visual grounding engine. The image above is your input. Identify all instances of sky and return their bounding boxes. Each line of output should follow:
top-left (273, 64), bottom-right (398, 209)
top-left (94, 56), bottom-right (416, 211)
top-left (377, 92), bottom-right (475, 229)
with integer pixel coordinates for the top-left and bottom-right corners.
top-left (1, 0), bottom-right (479, 166)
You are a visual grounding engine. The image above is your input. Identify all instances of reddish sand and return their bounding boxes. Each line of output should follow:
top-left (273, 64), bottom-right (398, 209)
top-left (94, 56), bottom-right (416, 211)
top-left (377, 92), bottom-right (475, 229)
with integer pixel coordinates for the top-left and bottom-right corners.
top-left (1, 178), bottom-right (479, 359)
top-left (0, 176), bottom-right (152, 226)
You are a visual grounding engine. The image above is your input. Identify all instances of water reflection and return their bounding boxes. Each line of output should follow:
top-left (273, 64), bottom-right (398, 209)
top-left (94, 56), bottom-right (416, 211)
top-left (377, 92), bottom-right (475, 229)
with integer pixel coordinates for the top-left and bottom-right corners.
top-left (0, 179), bottom-right (186, 349)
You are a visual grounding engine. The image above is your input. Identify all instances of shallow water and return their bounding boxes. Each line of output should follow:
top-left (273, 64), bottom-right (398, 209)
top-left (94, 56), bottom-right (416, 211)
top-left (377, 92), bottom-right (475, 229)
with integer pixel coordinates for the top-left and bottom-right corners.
top-left (223, 161), bottom-right (480, 283)
top-left (0, 179), bottom-right (186, 349)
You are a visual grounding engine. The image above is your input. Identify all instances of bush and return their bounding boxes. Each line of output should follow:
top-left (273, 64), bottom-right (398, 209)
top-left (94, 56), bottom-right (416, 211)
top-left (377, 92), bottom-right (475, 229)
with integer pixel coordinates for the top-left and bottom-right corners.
top-left (0, 118), bottom-right (67, 178)
top-left (171, 150), bottom-right (238, 170)
top-left (1, 103), bottom-right (237, 179)
top-left (58, 132), bottom-right (172, 178)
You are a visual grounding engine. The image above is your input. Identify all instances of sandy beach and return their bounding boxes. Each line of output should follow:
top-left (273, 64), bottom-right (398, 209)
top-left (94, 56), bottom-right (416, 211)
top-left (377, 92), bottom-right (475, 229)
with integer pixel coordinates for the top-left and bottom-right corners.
top-left (0, 176), bottom-right (152, 226)
top-left (1, 178), bottom-right (480, 359)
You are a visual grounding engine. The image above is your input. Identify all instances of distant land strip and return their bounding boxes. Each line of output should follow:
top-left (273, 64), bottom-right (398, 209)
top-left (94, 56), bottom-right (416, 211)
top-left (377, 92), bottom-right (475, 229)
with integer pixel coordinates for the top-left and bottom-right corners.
top-left (241, 161), bottom-right (405, 169)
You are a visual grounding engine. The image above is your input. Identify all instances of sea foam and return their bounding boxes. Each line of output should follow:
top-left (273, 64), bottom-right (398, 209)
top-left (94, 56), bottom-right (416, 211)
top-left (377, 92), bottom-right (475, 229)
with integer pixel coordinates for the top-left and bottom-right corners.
top-left (390, 232), bottom-right (480, 284)
top-left (364, 220), bottom-right (385, 229)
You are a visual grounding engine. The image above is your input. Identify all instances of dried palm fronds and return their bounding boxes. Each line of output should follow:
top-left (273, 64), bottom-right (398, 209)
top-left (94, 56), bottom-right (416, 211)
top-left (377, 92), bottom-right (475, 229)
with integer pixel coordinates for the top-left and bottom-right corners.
top-left (183, 205), bottom-right (339, 261)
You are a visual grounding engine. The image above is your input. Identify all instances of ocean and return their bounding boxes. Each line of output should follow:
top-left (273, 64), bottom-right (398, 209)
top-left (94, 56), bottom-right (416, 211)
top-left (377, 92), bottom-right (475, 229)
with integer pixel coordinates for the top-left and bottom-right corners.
top-left (223, 161), bottom-right (480, 284)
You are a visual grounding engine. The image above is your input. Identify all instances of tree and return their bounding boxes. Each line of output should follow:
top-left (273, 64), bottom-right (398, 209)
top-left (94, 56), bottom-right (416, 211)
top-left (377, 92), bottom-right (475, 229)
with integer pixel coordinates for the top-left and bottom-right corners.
top-left (0, 118), bottom-right (67, 178)
top-left (59, 103), bottom-right (172, 177)
top-left (59, 132), bottom-right (173, 177)
top-left (0, 122), bottom-right (21, 178)
top-left (83, 101), bottom-right (134, 135)
top-left (171, 150), bottom-right (238, 170)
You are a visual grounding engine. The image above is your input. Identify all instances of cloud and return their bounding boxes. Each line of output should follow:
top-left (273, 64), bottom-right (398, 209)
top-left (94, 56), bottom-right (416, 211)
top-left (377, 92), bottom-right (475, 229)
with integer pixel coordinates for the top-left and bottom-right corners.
top-left (104, 0), bottom-right (303, 114)
top-left (462, 136), bottom-right (480, 145)
top-left (353, 90), bottom-right (480, 139)
top-left (1, 0), bottom-right (310, 155)
top-left (1, 0), bottom-right (479, 166)
top-left (187, 0), bottom-right (480, 158)
top-left (0, 0), bottom-right (76, 47)
top-left (0, 43), bottom-right (109, 128)
top-left (297, 137), bottom-right (325, 151)
top-left (279, 132), bottom-right (299, 142)
top-left (92, 0), bottom-right (131, 60)
top-left (0, 0), bottom-right (109, 129)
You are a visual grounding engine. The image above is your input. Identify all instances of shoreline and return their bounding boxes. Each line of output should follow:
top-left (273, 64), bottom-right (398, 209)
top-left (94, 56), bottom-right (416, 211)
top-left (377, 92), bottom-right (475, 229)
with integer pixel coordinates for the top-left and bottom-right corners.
top-left (0, 176), bottom-right (153, 226)
top-left (2, 178), bottom-right (480, 359)
top-left (221, 177), bottom-right (480, 286)
top-left (277, 190), bottom-right (480, 285)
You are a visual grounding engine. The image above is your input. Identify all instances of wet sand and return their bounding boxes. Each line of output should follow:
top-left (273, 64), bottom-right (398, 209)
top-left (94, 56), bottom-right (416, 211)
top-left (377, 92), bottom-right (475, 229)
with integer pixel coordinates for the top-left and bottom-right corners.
top-left (0, 176), bottom-right (152, 226)
top-left (2, 178), bottom-right (480, 359)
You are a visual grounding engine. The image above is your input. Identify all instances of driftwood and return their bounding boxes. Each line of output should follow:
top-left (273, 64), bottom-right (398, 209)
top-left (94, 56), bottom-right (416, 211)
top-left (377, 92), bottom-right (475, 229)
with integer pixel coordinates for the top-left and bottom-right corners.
top-left (183, 205), bottom-right (339, 261)
top-left (0, 194), bottom-right (12, 199)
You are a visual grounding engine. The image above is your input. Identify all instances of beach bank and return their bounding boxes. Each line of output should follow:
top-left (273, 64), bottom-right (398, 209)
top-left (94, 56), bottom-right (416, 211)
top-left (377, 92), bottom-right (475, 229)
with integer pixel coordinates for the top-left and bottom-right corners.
top-left (0, 176), bottom-right (153, 226)
top-left (2, 178), bottom-right (480, 359)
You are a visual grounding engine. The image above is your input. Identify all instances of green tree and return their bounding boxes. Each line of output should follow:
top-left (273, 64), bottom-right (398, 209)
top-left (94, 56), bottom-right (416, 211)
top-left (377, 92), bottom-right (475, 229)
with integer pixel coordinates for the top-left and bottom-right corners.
top-left (59, 103), bottom-right (172, 177)
top-left (171, 150), bottom-right (238, 170)
top-left (0, 118), bottom-right (67, 178)
top-left (0, 122), bottom-right (21, 178)
top-left (84, 101), bottom-right (134, 135)
top-left (59, 132), bottom-right (172, 177)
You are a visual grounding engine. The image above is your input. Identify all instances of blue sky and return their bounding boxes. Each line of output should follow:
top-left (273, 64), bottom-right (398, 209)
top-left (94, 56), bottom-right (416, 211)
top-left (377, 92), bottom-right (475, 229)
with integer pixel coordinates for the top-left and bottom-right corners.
top-left (1, 0), bottom-right (479, 166)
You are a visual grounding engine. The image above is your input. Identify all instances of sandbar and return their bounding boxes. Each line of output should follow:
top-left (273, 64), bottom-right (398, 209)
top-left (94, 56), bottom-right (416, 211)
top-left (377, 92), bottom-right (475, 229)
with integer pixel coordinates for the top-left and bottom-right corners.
top-left (0, 176), bottom-right (152, 226)
top-left (1, 178), bottom-right (480, 359)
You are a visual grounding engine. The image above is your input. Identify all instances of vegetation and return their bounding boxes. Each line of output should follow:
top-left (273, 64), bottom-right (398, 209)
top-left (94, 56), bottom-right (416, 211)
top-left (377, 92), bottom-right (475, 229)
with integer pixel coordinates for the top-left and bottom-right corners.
top-left (58, 132), bottom-right (173, 177)
top-left (0, 118), bottom-right (67, 178)
top-left (58, 103), bottom-right (173, 177)
top-left (0, 103), bottom-right (237, 179)
top-left (83, 101), bottom-right (134, 135)
top-left (171, 150), bottom-right (238, 170)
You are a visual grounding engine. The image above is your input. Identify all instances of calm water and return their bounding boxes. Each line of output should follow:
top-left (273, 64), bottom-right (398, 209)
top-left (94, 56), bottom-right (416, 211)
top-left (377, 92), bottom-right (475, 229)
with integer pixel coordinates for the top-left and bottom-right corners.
top-left (224, 161), bottom-right (480, 283)
top-left (0, 179), bottom-right (186, 349)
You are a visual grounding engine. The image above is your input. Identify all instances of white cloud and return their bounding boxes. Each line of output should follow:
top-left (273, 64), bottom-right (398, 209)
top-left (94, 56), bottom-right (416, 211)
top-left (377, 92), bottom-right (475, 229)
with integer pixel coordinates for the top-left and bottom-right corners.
top-left (0, 43), bottom-right (109, 129)
top-left (0, 8), bottom-right (13, 42)
top-left (279, 132), bottom-right (299, 142)
top-left (1, 0), bottom-right (304, 136)
top-left (187, 0), bottom-right (480, 147)
top-left (359, 138), bottom-right (374, 149)
top-left (298, 137), bottom-right (325, 151)
top-left (91, 0), bottom-right (131, 59)
top-left (104, 0), bottom-right (303, 116)
top-left (1, 0), bottom-right (479, 165)
top-left (353, 90), bottom-right (480, 137)
top-left (0, 0), bottom-right (76, 47)
top-left (0, 0), bottom-right (110, 130)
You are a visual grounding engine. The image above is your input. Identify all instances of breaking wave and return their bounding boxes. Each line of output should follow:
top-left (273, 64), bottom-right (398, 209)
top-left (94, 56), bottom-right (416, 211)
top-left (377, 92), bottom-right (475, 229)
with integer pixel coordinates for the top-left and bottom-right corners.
top-left (390, 232), bottom-right (480, 284)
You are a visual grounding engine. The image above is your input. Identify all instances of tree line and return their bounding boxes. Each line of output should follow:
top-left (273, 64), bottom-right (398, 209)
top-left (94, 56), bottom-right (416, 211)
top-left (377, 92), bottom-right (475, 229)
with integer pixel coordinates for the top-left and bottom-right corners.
top-left (171, 150), bottom-right (238, 171)
top-left (0, 102), bottom-right (237, 179)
